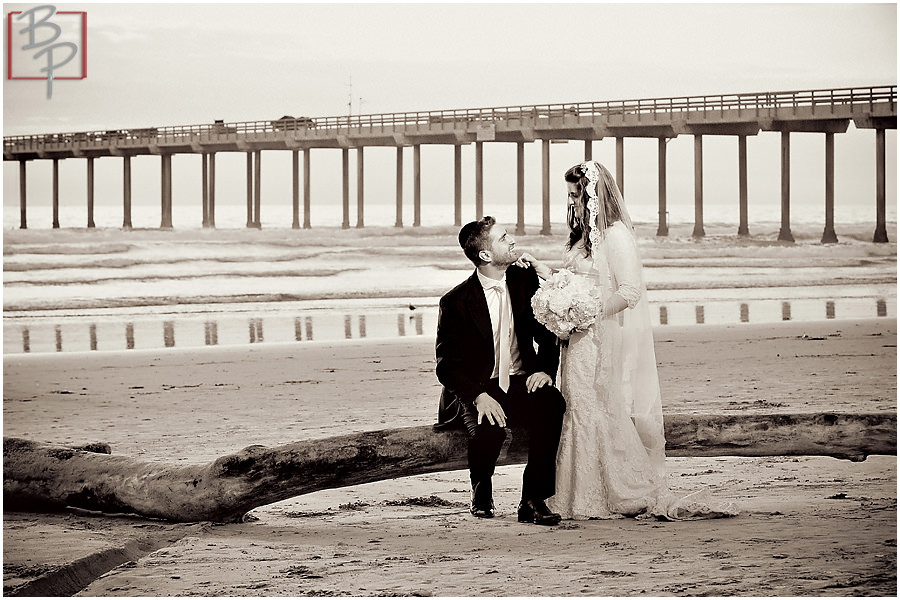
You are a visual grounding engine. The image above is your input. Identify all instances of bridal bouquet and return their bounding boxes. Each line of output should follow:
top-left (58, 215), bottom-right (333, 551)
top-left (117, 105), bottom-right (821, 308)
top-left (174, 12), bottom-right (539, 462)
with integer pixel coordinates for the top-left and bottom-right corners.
top-left (531, 268), bottom-right (602, 340)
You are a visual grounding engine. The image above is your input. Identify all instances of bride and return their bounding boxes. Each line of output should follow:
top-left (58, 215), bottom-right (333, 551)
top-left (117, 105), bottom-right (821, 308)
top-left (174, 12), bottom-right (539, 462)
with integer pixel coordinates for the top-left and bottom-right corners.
top-left (517, 160), bottom-right (736, 520)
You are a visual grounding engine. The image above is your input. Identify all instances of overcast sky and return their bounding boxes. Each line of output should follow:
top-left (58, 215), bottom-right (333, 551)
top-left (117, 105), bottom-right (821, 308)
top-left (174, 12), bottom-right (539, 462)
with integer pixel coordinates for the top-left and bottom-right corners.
top-left (4, 2), bottom-right (897, 131)
top-left (3, 2), bottom-right (897, 225)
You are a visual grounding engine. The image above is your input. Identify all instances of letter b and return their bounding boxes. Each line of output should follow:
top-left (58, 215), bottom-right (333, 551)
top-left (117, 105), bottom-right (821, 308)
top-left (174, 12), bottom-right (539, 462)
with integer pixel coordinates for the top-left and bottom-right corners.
top-left (16, 5), bottom-right (62, 50)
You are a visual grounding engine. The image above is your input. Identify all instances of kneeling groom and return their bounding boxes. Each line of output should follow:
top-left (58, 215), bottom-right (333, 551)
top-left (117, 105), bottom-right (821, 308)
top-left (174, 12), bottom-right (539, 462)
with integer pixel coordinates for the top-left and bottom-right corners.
top-left (435, 217), bottom-right (566, 525)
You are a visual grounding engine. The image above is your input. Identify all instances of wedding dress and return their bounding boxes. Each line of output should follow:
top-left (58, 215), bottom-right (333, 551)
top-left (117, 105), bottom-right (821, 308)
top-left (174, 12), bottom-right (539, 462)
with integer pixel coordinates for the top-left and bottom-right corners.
top-left (548, 221), bottom-right (737, 520)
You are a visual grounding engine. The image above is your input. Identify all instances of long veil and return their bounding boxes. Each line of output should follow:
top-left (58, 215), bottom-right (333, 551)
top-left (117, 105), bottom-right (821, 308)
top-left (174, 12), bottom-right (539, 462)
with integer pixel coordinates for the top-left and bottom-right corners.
top-left (584, 160), bottom-right (737, 520)
top-left (584, 162), bottom-right (662, 457)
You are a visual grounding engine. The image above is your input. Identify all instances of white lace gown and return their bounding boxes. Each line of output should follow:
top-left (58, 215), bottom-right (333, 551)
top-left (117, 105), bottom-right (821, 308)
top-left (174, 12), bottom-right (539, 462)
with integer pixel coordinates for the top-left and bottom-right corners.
top-left (549, 222), bottom-right (736, 520)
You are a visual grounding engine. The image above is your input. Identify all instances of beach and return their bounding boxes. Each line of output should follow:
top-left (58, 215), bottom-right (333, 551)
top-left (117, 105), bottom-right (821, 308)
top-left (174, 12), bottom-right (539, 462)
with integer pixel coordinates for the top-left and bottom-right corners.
top-left (3, 221), bottom-right (897, 595)
top-left (3, 319), bottom-right (897, 596)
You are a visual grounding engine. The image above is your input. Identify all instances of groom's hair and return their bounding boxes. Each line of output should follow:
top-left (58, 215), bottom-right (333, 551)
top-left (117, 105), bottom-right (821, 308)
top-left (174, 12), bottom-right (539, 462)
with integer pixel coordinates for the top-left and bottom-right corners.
top-left (459, 216), bottom-right (496, 266)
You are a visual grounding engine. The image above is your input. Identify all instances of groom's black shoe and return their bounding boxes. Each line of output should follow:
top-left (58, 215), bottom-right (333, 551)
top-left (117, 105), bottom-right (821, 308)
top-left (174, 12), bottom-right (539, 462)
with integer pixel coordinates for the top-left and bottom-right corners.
top-left (470, 500), bottom-right (495, 519)
top-left (517, 499), bottom-right (561, 526)
top-left (470, 481), bottom-right (494, 518)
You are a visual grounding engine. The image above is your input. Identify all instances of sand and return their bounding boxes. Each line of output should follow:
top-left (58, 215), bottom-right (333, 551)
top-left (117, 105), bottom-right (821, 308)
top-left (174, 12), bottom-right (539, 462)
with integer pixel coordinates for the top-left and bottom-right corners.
top-left (3, 318), bottom-right (897, 596)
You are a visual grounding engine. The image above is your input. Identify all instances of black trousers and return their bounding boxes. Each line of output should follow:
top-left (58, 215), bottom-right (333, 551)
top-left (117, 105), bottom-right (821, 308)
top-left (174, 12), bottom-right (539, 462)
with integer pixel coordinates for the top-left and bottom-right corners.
top-left (463, 375), bottom-right (565, 503)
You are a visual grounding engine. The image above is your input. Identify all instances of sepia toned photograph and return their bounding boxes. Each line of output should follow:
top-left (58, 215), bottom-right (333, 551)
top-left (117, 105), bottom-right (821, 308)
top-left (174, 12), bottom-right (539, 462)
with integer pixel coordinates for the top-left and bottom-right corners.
top-left (3, 2), bottom-right (897, 597)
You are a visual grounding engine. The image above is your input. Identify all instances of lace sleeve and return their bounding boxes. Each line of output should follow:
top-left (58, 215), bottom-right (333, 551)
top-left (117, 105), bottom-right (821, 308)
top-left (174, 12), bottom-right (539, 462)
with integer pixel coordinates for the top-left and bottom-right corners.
top-left (606, 223), bottom-right (643, 309)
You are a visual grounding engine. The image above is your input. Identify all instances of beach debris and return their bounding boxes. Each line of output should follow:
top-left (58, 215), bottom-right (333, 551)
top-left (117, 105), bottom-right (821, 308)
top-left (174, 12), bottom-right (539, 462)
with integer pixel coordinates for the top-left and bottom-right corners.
top-left (282, 565), bottom-right (322, 579)
top-left (679, 469), bottom-right (719, 477)
top-left (283, 509), bottom-right (331, 518)
top-left (383, 495), bottom-right (462, 508)
top-left (74, 442), bottom-right (112, 454)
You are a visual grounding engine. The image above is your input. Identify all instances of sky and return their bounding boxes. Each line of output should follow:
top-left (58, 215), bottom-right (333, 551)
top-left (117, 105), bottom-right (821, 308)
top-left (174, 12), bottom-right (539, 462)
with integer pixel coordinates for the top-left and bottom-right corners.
top-left (2, 2), bottom-right (897, 228)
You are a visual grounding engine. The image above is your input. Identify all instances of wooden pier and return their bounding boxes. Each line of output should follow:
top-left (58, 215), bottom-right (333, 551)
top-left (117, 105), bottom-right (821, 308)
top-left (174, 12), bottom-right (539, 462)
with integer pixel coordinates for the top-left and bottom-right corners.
top-left (4, 85), bottom-right (896, 243)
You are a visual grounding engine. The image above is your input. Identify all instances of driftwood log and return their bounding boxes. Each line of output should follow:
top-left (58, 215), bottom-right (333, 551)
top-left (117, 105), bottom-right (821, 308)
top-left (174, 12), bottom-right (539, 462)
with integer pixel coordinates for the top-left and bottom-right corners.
top-left (4, 413), bottom-right (895, 523)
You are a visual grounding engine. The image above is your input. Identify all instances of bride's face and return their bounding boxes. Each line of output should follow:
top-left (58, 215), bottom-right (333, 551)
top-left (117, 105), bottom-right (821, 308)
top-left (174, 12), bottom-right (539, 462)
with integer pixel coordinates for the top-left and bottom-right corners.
top-left (567, 182), bottom-right (585, 221)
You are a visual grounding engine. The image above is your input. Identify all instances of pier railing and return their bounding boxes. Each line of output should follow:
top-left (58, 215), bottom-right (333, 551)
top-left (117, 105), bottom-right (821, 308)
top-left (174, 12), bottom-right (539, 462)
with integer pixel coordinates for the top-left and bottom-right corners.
top-left (4, 85), bottom-right (896, 153)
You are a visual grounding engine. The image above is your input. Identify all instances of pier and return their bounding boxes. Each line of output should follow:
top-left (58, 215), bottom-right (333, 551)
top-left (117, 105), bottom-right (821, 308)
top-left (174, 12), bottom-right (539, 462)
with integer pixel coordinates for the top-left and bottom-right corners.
top-left (4, 85), bottom-right (896, 243)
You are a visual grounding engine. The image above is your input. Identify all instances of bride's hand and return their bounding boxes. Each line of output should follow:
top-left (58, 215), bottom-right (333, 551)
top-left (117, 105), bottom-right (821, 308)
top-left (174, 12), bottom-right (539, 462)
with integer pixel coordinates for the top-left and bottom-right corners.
top-left (513, 251), bottom-right (534, 268)
top-left (515, 252), bottom-right (552, 280)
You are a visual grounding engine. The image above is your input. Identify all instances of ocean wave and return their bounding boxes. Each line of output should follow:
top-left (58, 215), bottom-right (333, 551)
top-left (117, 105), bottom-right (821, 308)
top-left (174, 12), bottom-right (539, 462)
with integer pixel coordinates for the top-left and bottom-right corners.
top-left (4, 278), bottom-right (895, 313)
top-left (6, 237), bottom-right (893, 272)
top-left (3, 224), bottom-right (895, 314)
top-left (4, 256), bottom-right (894, 290)
top-left (2, 243), bottom-right (133, 256)
top-left (3, 268), bottom-right (359, 285)
top-left (2, 289), bottom-right (446, 312)
top-left (2, 244), bottom-right (461, 273)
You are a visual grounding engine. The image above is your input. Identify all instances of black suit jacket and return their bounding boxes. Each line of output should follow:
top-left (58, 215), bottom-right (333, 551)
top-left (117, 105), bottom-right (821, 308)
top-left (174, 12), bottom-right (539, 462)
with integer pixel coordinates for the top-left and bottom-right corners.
top-left (434, 265), bottom-right (560, 427)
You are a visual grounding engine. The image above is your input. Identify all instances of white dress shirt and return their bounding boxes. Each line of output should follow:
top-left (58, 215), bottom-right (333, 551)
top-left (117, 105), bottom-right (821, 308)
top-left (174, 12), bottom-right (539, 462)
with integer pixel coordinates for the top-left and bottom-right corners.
top-left (477, 271), bottom-right (523, 380)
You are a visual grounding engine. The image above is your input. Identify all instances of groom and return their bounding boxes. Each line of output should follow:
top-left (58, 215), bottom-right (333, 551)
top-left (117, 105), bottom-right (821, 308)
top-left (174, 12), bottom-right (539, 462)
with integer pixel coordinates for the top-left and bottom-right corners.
top-left (435, 217), bottom-right (565, 525)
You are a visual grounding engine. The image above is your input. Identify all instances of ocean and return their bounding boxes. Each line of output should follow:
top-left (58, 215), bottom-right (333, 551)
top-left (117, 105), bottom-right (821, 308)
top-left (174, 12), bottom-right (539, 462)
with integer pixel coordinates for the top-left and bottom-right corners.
top-left (3, 201), bottom-right (896, 355)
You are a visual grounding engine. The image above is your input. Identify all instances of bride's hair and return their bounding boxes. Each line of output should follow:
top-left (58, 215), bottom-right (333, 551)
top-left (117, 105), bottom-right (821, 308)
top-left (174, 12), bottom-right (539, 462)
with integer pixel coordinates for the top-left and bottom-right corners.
top-left (564, 162), bottom-right (623, 257)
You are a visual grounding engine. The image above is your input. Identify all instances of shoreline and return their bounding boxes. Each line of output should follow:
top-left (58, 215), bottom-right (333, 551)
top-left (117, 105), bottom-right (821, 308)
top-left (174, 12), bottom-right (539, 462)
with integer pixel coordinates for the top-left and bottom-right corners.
top-left (5, 302), bottom-right (896, 357)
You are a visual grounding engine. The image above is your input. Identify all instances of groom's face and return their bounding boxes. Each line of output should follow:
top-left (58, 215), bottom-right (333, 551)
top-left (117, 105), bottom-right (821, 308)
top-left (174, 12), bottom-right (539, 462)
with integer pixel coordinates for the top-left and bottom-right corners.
top-left (486, 225), bottom-right (519, 266)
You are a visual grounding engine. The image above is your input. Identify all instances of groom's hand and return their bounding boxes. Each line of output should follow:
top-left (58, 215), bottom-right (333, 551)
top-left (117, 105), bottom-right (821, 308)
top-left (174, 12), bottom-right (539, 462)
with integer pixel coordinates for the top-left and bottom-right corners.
top-left (474, 392), bottom-right (506, 427)
top-left (525, 372), bottom-right (552, 393)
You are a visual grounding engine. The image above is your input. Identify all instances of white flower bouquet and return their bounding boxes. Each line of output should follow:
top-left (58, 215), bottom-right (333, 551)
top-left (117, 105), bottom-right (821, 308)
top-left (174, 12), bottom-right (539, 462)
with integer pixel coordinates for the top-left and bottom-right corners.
top-left (531, 268), bottom-right (602, 340)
